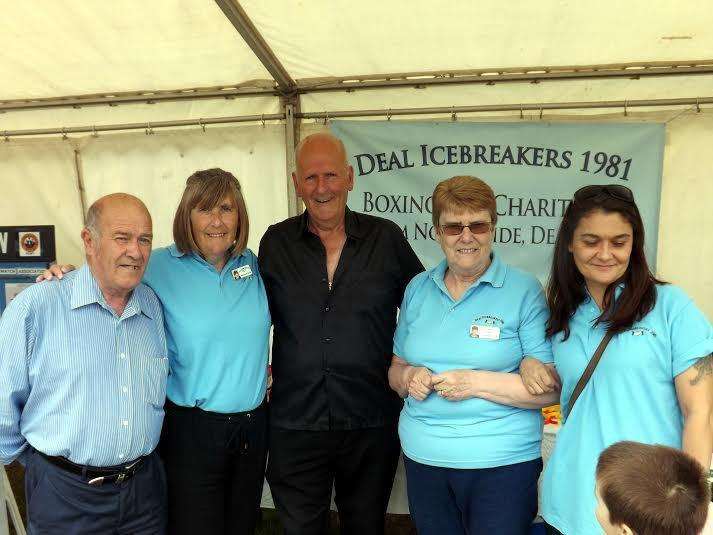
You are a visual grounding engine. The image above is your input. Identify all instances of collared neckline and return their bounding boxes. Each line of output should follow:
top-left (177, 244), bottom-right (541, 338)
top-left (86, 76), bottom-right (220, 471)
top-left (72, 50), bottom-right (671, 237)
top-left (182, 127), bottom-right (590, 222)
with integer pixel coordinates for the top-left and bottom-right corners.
top-left (70, 264), bottom-right (155, 319)
top-left (295, 207), bottom-right (366, 240)
top-left (170, 243), bottom-right (248, 271)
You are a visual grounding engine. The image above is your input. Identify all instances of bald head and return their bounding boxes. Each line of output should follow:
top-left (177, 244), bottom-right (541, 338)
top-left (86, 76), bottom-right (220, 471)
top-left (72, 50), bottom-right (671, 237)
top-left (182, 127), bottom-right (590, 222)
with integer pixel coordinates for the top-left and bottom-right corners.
top-left (86, 193), bottom-right (151, 238)
top-left (295, 133), bottom-right (348, 175)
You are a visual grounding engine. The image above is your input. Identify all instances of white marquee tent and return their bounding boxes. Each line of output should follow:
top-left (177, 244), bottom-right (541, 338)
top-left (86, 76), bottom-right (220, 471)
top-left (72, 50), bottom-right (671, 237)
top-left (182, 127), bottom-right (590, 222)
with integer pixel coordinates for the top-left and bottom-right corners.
top-left (1, 1), bottom-right (712, 319)
top-left (1, 0), bottom-right (713, 527)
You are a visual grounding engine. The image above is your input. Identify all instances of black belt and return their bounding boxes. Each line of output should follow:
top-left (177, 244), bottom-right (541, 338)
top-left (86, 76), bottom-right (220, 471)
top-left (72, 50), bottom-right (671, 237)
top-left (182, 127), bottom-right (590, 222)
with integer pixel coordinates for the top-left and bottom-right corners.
top-left (36, 449), bottom-right (148, 486)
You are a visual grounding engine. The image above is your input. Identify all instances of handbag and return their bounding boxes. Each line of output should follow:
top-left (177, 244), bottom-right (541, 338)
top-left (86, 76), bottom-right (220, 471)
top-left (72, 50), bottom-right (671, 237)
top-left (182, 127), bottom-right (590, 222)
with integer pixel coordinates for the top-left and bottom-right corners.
top-left (563, 330), bottom-right (614, 419)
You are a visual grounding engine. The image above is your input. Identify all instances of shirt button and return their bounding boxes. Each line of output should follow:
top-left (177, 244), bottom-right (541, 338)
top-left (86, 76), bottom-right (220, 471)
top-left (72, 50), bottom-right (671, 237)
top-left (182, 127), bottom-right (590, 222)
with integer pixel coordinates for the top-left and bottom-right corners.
top-left (120, 353), bottom-right (126, 360)
top-left (118, 453), bottom-right (125, 459)
top-left (323, 337), bottom-right (332, 343)
top-left (121, 420), bottom-right (129, 427)
top-left (324, 306), bottom-right (330, 312)
top-left (122, 386), bottom-right (128, 393)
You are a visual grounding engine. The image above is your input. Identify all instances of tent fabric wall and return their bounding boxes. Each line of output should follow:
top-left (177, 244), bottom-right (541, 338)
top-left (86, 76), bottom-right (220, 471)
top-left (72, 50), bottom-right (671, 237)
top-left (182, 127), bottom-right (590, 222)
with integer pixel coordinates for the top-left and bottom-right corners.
top-left (0, 140), bottom-right (85, 263)
top-left (0, 124), bottom-right (289, 268)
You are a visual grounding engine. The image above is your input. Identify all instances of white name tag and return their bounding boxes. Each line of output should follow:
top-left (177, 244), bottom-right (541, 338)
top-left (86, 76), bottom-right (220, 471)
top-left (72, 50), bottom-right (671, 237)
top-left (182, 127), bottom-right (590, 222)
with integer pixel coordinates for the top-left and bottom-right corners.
top-left (470, 324), bottom-right (500, 340)
top-left (232, 265), bottom-right (253, 280)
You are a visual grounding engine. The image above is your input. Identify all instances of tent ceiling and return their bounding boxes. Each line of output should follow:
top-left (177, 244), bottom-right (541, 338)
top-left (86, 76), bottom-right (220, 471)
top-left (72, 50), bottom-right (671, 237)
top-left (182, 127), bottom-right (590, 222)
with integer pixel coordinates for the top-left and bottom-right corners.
top-left (0, 1), bottom-right (270, 100)
top-left (2, 0), bottom-right (713, 103)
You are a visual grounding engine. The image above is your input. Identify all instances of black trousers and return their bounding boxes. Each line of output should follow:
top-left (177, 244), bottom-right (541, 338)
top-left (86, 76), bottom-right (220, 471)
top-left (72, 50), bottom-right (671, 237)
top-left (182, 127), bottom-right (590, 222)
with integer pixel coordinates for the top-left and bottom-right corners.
top-left (266, 424), bottom-right (401, 535)
top-left (158, 400), bottom-right (268, 535)
top-left (24, 449), bottom-right (166, 535)
top-left (544, 523), bottom-right (565, 535)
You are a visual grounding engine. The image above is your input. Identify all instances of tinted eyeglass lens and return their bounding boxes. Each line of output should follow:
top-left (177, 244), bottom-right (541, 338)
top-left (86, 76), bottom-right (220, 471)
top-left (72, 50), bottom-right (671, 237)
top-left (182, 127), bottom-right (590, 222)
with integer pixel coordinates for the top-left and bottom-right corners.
top-left (574, 184), bottom-right (634, 203)
top-left (441, 222), bottom-right (491, 235)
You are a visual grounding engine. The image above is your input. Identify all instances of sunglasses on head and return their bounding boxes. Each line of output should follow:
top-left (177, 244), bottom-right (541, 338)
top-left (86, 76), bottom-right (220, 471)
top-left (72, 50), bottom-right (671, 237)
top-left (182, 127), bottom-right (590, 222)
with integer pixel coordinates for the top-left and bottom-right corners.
top-left (440, 221), bottom-right (492, 236)
top-left (573, 184), bottom-right (634, 203)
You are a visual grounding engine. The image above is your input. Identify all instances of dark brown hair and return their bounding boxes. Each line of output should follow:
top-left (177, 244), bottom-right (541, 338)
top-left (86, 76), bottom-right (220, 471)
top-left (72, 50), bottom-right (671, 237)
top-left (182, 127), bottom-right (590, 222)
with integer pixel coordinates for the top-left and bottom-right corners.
top-left (431, 176), bottom-right (498, 228)
top-left (546, 190), bottom-right (663, 339)
top-left (597, 441), bottom-right (710, 535)
top-left (173, 168), bottom-right (249, 257)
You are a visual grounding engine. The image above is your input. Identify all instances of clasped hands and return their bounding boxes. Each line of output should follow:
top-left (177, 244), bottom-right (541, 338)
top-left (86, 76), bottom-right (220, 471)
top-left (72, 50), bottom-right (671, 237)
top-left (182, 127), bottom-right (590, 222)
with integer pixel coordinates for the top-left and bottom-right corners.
top-left (405, 366), bottom-right (475, 402)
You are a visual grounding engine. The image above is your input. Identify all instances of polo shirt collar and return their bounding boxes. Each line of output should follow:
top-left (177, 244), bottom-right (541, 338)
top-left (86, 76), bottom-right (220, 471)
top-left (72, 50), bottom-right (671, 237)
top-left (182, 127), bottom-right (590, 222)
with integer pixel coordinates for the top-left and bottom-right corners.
top-left (172, 242), bottom-right (248, 270)
top-left (296, 207), bottom-right (366, 240)
top-left (430, 252), bottom-right (506, 296)
top-left (70, 263), bottom-right (155, 319)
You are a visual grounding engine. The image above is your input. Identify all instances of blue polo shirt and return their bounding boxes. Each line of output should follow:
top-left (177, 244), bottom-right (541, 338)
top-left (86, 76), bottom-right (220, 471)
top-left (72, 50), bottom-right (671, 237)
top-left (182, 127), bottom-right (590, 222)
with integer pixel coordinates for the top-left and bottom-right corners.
top-left (393, 254), bottom-right (553, 469)
top-left (143, 245), bottom-right (271, 413)
top-left (541, 284), bottom-right (713, 535)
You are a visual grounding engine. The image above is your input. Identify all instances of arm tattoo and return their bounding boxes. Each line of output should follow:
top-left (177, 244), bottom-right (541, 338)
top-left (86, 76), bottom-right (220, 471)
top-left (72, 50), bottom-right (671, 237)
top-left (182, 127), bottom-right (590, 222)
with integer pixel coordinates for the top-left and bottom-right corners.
top-left (689, 353), bottom-right (713, 386)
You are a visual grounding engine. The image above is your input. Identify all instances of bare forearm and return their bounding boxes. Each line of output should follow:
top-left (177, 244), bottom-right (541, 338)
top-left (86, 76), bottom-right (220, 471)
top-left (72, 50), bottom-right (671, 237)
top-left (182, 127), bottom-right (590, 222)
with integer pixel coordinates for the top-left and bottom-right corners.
top-left (388, 362), bottom-right (410, 398)
top-left (682, 412), bottom-right (713, 470)
top-left (470, 370), bottom-right (559, 409)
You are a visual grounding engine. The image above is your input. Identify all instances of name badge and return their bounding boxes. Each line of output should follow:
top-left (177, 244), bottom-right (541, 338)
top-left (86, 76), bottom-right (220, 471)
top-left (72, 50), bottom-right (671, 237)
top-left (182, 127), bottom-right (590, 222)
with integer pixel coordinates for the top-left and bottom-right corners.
top-left (232, 265), bottom-right (253, 280)
top-left (470, 324), bottom-right (500, 340)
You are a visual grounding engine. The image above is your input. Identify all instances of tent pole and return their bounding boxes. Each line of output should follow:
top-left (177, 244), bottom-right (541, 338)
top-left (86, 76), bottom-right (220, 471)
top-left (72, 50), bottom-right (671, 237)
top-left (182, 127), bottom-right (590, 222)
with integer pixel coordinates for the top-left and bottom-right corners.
top-left (283, 99), bottom-right (301, 217)
top-left (2, 96), bottom-right (710, 139)
top-left (73, 149), bottom-right (88, 225)
top-left (298, 97), bottom-right (713, 119)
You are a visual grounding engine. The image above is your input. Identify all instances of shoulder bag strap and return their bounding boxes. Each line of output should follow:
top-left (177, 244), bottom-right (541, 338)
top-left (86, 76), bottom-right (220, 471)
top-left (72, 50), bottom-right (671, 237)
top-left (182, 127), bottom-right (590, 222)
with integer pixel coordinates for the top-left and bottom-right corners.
top-left (565, 330), bottom-right (615, 419)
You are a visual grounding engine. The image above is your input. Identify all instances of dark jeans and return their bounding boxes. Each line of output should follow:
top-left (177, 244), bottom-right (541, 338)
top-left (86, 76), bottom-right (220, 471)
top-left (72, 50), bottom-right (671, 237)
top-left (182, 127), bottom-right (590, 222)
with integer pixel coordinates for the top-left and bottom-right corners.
top-left (266, 425), bottom-right (401, 535)
top-left (159, 399), bottom-right (268, 535)
top-left (24, 449), bottom-right (166, 535)
top-left (403, 455), bottom-right (543, 535)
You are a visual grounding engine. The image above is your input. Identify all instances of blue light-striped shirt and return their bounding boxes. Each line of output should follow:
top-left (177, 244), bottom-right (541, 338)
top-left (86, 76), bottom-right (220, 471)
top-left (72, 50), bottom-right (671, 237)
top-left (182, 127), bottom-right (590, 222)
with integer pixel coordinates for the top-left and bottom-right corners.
top-left (0, 264), bottom-right (168, 466)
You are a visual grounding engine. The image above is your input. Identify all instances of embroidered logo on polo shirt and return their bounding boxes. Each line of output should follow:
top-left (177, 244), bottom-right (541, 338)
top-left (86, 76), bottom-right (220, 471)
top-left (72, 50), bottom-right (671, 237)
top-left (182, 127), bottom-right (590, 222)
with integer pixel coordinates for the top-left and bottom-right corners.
top-left (627, 326), bottom-right (657, 337)
top-left (471, 314), bottom-right (504, 327)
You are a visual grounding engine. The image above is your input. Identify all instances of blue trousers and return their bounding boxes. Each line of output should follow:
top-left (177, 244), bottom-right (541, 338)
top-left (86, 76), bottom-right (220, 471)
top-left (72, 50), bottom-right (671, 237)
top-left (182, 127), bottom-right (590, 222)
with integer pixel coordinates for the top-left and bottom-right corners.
top-left (24, 449), bottom-right (166, 535)
top-left (404, 455), bottom-right (542, 535)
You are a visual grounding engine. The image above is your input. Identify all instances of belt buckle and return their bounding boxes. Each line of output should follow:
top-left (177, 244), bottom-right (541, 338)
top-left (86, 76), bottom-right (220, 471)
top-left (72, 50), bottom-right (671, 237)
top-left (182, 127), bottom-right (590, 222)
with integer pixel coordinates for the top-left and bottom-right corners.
top-left (115, 472), bottom-right (127, 484)
top-left (87, 476), bottom-right (105, 486)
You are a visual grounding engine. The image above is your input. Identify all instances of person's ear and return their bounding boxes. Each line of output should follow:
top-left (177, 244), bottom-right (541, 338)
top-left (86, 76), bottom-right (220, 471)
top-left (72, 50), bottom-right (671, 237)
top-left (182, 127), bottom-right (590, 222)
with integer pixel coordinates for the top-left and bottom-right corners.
top-left (81, 228), bottom-right (95, 255)
top-left (619, 523), bottom-right (634, 535)
top-left (291, 172), bottom-right (302, 198)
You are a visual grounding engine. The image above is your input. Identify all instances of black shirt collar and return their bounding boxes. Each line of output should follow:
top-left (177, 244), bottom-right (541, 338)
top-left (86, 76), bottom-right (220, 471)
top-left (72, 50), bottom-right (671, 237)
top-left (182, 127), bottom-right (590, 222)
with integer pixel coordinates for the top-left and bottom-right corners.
top-left (296, 206), bottom-right (366, 240)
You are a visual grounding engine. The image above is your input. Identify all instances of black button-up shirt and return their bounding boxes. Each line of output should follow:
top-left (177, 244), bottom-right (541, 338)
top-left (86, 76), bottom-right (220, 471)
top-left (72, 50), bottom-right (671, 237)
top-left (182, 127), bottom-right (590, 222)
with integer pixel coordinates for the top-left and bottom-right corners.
top-left (258, 208), bottom-right (424, 430)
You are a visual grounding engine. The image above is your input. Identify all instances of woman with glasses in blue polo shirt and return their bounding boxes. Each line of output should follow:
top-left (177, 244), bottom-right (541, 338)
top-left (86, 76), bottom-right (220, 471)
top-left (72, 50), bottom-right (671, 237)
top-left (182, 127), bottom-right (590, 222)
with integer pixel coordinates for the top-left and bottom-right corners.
top-left (520, 184), bottom-right (713, 535)
top-left (388, 175), bottom-right (560, 535)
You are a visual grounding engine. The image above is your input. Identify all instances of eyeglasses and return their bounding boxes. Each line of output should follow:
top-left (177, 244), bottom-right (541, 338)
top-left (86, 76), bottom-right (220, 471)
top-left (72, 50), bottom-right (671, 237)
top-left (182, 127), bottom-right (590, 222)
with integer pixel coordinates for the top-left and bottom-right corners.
top-left (440, 221), bottom-right (492, 236)
top-left (573, 184), bottom-right (634, 204)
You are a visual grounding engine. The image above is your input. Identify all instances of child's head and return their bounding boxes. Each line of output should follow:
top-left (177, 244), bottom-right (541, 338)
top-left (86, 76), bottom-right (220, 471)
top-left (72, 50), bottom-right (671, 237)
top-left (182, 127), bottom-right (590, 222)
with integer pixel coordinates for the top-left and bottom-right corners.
top-left (595, 441), bottom-right (710, 535)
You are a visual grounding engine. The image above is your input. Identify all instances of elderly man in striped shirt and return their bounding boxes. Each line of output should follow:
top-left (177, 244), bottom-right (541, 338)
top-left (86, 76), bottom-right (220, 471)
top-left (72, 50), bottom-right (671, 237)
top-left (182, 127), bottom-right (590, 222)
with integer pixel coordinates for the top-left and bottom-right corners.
top-left (0, 193), bottom-right (169, 534)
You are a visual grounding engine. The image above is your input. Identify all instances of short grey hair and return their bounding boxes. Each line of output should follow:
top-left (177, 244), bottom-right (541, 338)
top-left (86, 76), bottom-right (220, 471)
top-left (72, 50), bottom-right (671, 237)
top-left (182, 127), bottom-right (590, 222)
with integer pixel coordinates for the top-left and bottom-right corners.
top-left (84, 202), bottom-right (102, 239)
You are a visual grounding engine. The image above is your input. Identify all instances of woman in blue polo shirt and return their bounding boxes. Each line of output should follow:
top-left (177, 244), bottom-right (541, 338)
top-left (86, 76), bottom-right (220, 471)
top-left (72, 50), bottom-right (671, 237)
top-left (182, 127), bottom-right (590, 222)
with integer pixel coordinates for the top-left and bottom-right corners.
top-left (521, 185), bottom-right (713, 535)
top-left (388, 175), bottom-right (559, 535)
top-left (146, 169), bottom-right (271, 535)
top-left (41, 169), bottom-right (271, 535)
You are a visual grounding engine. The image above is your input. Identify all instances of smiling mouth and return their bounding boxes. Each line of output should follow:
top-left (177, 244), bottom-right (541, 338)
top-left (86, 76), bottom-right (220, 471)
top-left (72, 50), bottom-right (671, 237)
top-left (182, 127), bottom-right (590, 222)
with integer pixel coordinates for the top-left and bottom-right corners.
top-left (457, 248), bottom-right (479, 254)
top-left (314, 197), bottom-right (333, 204)
top-left (119, 265), bottom-right (141, 270)
top-left (206, 233), bottom-right (227, 238)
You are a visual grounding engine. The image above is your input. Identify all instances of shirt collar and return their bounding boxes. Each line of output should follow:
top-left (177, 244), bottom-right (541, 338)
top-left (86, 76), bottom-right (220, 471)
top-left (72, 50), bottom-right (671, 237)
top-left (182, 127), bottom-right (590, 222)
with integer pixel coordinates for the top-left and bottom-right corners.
top-left (170, 242), bottom-right (247, 270)
top-left (168, 243), bottom-right (185, 257)
top-left (70, 264), bottom-right (155, 319)
top-left (429, 252), bottom-right (506, 293)
top-left (295, 207), bottom-right (365, 240)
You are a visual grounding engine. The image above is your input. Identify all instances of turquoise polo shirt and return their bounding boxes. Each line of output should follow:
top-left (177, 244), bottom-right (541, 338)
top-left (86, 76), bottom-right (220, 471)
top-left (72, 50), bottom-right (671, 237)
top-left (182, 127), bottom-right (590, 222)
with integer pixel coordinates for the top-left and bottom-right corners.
top-left (143, 245), bottom-right (271, 413)
top-left (541, 284), bottom-right (713, 535)
top-left (393, 254), bottom-right (553, 469)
